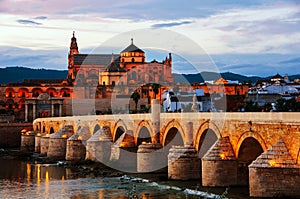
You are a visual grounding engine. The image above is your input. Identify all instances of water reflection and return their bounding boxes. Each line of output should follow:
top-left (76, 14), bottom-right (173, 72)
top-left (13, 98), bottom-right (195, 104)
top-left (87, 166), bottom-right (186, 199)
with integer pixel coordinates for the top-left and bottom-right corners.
top-left (0, 158), bottom-right (184, 199)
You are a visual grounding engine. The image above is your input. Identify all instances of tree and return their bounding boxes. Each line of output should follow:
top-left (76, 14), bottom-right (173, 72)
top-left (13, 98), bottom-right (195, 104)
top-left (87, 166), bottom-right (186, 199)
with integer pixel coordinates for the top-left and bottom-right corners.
top-left (275, 98), bottom-right (286, 112)
top-left (131, 91), bottom-right (140, 111)
top-left (151, 83), bottom-right (160, 99)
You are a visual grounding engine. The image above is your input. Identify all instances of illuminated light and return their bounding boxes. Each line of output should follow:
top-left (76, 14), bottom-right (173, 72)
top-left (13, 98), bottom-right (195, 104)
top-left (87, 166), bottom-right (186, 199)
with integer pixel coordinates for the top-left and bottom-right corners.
top-left (219, 153), bottom-right (226, 160)
top-left (269, 160), bottom-right (277, 167)
top-left (62, 175), bottom-right (65, 181)
top-left (36, 133), bottom-right (41, 136)
top-left (21, 128), bottom-right (28, 134)
top-left (45, 171), bottom-right (49, 181)
top-left (142, 141), bottom-right (147, 144)
top-left (77, 135), bottom-right (82, 140)
top-left (99, 137), bottom-right (104, 141)
top-left (45, 134), bottom-right (50, 137)
top-left (62, 134), bottom-right (67, 138)
top-left (120, 143), bottom-right (126, 147)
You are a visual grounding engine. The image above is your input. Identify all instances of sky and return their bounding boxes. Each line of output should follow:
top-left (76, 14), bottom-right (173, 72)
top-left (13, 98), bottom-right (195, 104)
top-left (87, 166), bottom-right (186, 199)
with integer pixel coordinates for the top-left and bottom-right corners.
top-left (0, 0), bottom-right (299, 76)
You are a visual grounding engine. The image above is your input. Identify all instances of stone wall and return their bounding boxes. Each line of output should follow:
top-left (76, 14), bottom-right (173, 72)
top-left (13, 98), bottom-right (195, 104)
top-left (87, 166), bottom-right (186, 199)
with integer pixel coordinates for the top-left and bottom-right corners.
top-left (249, 167), bottom-right (300, 197)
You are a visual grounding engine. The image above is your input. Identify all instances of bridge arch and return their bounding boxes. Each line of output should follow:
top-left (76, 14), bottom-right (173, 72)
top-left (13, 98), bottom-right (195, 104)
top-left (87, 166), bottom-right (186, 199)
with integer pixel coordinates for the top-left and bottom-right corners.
top-left (194, 121), bottom-right (221, 158)
top-left (49, 127), bottom-right (55, 134)
top-left (93, 124), bottom-right (101, 134)
top-left (112, 119), bottom-right (127, 142)
top-left (236, 131), bottom-right (267, 157)
top-left (236, 131), bottom-right (266, 185)
top-left (135, 120), bottom-right (152, 145)
top-left (161, 120), bottom-right (185, 147)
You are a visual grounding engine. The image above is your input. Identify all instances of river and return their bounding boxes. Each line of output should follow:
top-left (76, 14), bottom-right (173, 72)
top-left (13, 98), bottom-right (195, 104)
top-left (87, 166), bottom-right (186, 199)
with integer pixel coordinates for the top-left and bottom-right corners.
top-left (0, 157), bottom-right (249, 199)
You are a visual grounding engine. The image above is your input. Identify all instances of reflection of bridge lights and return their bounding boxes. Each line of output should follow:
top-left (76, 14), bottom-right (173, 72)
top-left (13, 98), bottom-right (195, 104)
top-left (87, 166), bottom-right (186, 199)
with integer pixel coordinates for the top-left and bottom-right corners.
top-left (45, 171), bottom-right (49, 181)
top-left (26, 163), bottom-right (31, 184)
top-left (37, 164), bottom-right (41, 184)
top-left (219, 153), bottom-right (226, 160)
top-left (269, 160), bottom-right (277, 167)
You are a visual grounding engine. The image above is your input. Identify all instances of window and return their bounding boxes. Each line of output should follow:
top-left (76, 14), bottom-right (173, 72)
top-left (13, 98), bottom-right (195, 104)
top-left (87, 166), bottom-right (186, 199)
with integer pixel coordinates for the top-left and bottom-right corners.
top-left (132, 58), bottom-right (135, 62)
top-left (132, 71), bottom-right (136, 80)
top-left (112, 81), bottom-right (115, 86)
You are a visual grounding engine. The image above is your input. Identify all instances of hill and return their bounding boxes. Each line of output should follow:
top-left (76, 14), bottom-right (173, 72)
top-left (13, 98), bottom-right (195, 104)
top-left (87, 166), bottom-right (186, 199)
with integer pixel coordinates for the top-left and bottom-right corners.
top-left (1, 66), bottom-right (300, 85)
top-left (0, 67), bottom-right (67, 84)
top-left (173, 72), bottom-right (263, 84)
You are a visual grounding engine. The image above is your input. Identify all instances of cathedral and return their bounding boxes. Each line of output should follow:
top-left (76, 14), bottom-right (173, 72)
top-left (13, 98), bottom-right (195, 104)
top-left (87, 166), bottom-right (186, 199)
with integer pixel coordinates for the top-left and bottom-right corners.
top-left (0, 32), bottom-right (175, 121)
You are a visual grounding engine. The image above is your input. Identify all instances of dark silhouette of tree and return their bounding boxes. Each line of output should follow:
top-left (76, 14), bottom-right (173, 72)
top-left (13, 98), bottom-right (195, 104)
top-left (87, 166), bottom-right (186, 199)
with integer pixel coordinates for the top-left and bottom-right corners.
top-left (151, 83), bottom-right (160, 99)
top-left (131, 91), bottom-right (140, 111)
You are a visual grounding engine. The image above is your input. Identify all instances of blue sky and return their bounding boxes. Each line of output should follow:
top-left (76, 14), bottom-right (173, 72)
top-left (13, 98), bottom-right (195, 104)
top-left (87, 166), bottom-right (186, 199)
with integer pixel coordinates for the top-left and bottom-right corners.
top-left (0, 0), bottom-right (299, 76)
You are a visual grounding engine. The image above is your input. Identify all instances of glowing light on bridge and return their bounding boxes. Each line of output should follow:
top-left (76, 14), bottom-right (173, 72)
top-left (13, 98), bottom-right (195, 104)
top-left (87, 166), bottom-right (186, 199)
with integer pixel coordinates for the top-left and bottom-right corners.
top-left (268, 160), bottom-right (278, 167)
top-left (219, 153), bottom-right (226, 160)
top-left (77, 135), bottom-right (82, 140)
top-left (61, 134), bottom-right (67, 138)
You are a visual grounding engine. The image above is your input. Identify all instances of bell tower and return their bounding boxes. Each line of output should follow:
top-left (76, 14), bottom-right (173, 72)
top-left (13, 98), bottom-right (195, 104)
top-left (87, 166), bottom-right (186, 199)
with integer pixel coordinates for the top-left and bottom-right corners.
top-left (68, 31), bottom-right (79, 82)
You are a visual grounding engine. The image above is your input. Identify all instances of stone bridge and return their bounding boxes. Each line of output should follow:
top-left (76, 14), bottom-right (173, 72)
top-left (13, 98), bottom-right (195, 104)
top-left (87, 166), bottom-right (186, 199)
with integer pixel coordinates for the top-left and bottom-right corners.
top-left (31, 100), bottom-right (300, 198)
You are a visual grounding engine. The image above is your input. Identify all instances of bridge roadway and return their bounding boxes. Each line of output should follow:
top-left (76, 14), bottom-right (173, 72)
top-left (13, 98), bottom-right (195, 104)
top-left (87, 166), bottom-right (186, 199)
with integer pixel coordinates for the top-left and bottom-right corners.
top-left (32, 103), bottom-right (300, 198)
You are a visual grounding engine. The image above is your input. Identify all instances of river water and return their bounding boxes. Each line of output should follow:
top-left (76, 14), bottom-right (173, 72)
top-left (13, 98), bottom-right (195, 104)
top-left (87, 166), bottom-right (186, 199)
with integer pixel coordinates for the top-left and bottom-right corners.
top-left (0, 157), bottom-right (249, 199)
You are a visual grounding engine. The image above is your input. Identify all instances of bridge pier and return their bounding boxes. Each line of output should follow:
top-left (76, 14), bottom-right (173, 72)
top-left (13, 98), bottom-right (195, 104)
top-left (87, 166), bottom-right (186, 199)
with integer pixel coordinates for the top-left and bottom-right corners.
top-left (167, 122), bottom-right (201, 180)
top-left (137, 99), bottom-right (165, 172)
top-left (47, 125), bottom-right (74, 160)
top-left (249, 139), bottom-right (300, 198)
top-left (168, 145), bottom-right (201, 180)
top-left (202, 136), bottom-right (237, 186)
top-left (40, 135), bottom-right (50, 155)
top-left (137, 143), bottom-right (165, 172)
top-left (34, 133), bottom-right (42, 153)
top-left (110, 130), bottom-right (137, 172)
top-left (20, 132), bottom-right (36, 152)
top-left (85, 126), bottom-right (112, 163)
top-left (66, 126), bottom-right (92, 161)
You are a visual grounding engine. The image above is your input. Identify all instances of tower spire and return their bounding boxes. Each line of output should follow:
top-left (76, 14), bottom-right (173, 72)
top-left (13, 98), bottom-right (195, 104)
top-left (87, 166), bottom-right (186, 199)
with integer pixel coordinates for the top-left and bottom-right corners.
top-left (131, 38), bottom-right (133, 45)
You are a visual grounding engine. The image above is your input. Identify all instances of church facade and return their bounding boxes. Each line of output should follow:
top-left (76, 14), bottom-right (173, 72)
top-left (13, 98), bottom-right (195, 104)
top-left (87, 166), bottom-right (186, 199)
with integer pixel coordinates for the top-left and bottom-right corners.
top-left (0, 32), bottom-right (175, 121)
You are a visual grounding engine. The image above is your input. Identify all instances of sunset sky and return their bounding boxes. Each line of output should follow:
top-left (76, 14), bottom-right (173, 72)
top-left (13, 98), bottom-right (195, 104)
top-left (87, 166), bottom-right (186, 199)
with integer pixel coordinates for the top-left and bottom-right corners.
top-left (0, 0), bottom-right (299, 76)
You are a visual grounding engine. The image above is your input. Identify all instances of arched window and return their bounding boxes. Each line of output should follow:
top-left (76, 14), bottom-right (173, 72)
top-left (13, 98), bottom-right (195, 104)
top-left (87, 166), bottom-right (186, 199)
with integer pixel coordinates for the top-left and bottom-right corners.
top-left (112, 81), bottom-right (115, 86)
top-left (132, 58), bottom-right (135, 62)
top-left (132, 71), bottom-right (136, 81)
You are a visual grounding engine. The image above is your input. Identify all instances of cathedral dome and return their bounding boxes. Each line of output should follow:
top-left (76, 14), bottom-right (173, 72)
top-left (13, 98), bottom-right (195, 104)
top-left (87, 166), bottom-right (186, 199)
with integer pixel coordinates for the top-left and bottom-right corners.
top-left (121, 38), bottom-right (144, 53)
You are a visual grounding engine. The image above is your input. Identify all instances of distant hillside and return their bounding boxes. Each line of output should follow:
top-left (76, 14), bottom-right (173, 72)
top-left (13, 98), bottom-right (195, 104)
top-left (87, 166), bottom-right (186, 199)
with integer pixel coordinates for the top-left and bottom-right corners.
top-left (1, 66), bottom-right (300, 85)
top-left (0, 67), bottom-right (67, 84)
top-left (173, 72), bottom-right (263, 84)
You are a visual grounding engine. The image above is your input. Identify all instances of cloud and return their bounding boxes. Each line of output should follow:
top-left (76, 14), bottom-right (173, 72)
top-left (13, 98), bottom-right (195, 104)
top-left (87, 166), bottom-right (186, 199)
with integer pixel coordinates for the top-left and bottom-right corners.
top-left (17, 19), bottom-right (42, 25)
top-left (151, 21), bottom-right (193, 28)
top-left (279, 57), bottom-right (300, 64)
top-left (35, 16), bottom-right (47, 20)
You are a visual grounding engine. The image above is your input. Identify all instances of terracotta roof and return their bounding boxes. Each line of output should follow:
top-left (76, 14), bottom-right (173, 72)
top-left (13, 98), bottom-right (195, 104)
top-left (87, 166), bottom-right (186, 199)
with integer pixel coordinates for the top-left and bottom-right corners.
top-left (74, 54), bottom-right (120, 65)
